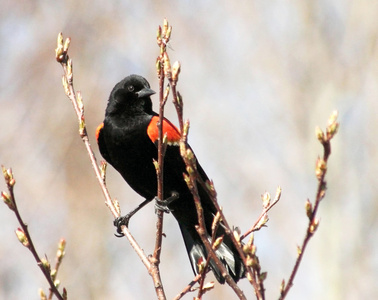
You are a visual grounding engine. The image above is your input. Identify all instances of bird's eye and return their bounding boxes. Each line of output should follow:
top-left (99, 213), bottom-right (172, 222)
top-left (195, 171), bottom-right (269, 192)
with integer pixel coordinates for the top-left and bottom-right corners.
top-left (127, 85), bottom-right (135, 92)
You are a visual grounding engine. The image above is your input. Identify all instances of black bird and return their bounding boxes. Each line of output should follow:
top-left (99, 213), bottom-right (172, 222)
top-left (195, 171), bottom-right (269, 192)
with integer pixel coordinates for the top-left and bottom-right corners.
top-left (96, 74), bottom-right (245, 283)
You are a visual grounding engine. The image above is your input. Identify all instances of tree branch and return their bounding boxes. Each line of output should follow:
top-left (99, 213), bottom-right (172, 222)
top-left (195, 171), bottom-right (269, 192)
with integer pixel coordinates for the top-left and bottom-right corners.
top-left (55, 32), bottom-right (163, 296)
top-left (279, 111), bottom-right (339, 299)
top-left (1, 167), bottom-right (66, 300)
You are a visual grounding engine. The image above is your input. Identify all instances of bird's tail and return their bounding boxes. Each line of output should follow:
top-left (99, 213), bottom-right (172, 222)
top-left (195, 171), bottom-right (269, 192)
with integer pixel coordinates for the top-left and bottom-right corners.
top-left (179, 224), bottom-right (245, 284)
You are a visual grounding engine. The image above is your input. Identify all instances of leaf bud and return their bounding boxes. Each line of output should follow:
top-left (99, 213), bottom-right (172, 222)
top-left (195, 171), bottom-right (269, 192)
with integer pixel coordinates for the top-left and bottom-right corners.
top-left (15, 228), bottom-right (29, 248)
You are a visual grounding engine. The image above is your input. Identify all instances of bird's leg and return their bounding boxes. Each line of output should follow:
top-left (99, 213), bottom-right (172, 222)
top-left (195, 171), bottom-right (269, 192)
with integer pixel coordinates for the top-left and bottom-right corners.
top-left (154, 192), bottom-right (179, 214)
top-left (114, 198), bottom-right (153, 237)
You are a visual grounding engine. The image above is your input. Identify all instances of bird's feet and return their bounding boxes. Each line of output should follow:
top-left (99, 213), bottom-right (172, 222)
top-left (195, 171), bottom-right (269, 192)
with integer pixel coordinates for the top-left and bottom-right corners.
top-left (113, 214), bottom-right (131, 237)
top-left (154, 192), bottom-right (179, 214)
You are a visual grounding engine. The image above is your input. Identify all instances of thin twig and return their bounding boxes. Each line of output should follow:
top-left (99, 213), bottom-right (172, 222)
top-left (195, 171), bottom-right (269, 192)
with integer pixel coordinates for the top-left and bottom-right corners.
top-left (173, 274), bottom-right (202, 300)
top-left (149, 22), bottom-right (172, 299)
top-left (1, 167), bottom-right (65, 300)
top-left (279, 111), bottom-right (339, 299)
top-left (240, 187), bottom-right (282, 240)
top-left (179, 125), bottom-right (247, 300)
top-left (47, 238), bottom-right (66, 300)
top-left (55, 32), bottom-right (159, 291)
top-left (196, 174), bottom-right (264, 299)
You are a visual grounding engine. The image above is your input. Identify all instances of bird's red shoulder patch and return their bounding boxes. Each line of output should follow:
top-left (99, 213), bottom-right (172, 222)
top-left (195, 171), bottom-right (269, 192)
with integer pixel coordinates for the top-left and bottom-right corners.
top-left (147, 116), bottom-right (181, 145)
top-left (96, 123), bottom-right (104, 142)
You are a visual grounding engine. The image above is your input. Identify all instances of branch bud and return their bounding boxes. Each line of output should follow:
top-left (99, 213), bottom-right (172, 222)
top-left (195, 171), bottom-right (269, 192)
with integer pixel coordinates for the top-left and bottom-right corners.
top-left (250, 256), bottom-right (260, 271)
top-left (183, 173), bottom-right (192, 188)
top-left (309, 218), bottom-right (319, 234)
top-left (185, 148), bottom-right (196, 167)
top-left (57, 238), bottom-right (66, 259)
top-left (259, 272), bottom-right (267, 282)
top-left (211, 211), bottom-right (222, 235)
top-left (15, 228), bottom-right (29, 248)
top-left (63, 37), bottom-right (71, 53)
top-left (55, 32), bottom-right (65, 62)
top-left (153, 159), bottom-right (159, 172)
top-left (2, 191), bottom-right (15, 211)
top-left (233, 227), bottom-right (241, 244)
top-left (197, 257), bottom-right (205, 274)
top-left (172, 61), bottom-right (181, 82)
top-left (66, 59), bottom-right (73, 83)
top-left (39, 288), bottom-right (47, 300)
top-left (256, 213), bottom-right (269, 230)
top-left (326, 110), bottom-right (339, 140)
top-left (57, 32), bottom-right (64, 48)
top-left (163, 84), bottom-right (170, 103)
top-left (156, 58), bottom-right (162, 77)
top-left (315, 126), bottom-right (325, 143)
top-left (212, 236), bottom-right (224, 251)
top-left (156, 25), bottom-right (162, 45)
top-left (274, 186), bottom-right (282, 202)
top-left (2, 166), bottom-right (14, 185)
top-left (261, 192), bottom-right (270, 208)
top-left (280, 279), bottom-right (286, 295)
top-left (205, 179), bottom-right (217, 198)
top-left (202, 282), bottom-right (215, 292)
top-left (163, 52), bottom-right (172, 79)
top-left (315, 157), bottom-right (327, 180)
top-left (186, 165), bottom-right (194, 176)
top-left (246, 271), bottom-right (254, 283)
top-left (296, 245), bottom-right (302, 257)
top-left (40, 257), bottom-right (51, 273)
top-left (162, 19), bottom-right (169, 39)
top-left (247, 232), bottom-right (254, 248)
top-left (54, 279), bottom-right (61, 288)
top-left (305, 199), bottom-right (313, 220)
top-left (243, 243), bottom-right (256, 256)
top-left (182, 120), bottom-right (190, 142)
top-left (319, 182), bottom-right (326, 199)
top-left (165, 25), bottom-right (172, 41)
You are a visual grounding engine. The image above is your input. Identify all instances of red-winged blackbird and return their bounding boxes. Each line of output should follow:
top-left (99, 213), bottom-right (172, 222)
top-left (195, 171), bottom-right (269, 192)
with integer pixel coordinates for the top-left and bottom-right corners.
top-left (96, 74), bottom-right (244, 283)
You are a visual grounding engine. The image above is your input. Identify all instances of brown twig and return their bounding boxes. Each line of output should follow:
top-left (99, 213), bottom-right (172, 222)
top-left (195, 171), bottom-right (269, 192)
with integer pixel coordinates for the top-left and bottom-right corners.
top-left (173, 274), bottom-right (202, 300)
top-left (47, 238), bottom-right (66, 300)
top-left (1, 167), bottom-right (65, 300)
top-left (179, 123), bottom-right (247, 300)
top-left (279, 111), bottom-right (339, 299)
top-left (148, 20), bottom-right (176, 300)
top-left (55, 32), bottom-right (168, 296)
top-left (240, 187), bottom-right (282, 241)
top-left (168, 61), bottom-right (183, 133)
top-left (160, 20), bottom-right (253, 298)
top-left (195, 170), bottom-right (264, 299)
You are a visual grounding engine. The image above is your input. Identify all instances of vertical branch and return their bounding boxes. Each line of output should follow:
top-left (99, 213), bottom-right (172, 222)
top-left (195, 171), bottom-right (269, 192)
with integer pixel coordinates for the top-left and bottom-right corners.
top-left (56, 32), bottom-right (164, 297)
top-left (149, 19), bottom-right (175, 300)
top-left (1, 167), bottom-right (65, 300)
top-left (152, 60), bottom-right (166, 261)
top-left (161, 19), bottom-right (253, 300)
top-left (169, 61), bottom-right (183, 133)
top-left (180, 123), bottom-right (247, 300)
top-left (195, 169), bottom-right (264, 299)
top-left (279, 111), bottom-right (339, 299)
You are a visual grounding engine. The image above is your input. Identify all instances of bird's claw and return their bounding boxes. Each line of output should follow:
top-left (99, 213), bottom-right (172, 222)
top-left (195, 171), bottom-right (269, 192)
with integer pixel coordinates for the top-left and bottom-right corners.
top-left (155, 198), bottom-right (172, 214)
top-left (113, 215), bottom-right (130, 237)
top-left (154, 193), bottom-right (179, 214)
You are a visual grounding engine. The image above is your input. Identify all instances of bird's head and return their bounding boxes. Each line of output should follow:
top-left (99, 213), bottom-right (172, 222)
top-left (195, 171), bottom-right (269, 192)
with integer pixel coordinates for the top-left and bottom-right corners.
top-left (106, 74), bottom-right (156, 116)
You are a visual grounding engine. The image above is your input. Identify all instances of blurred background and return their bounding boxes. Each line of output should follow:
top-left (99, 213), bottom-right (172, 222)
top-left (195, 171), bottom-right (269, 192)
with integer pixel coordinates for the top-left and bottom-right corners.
top-left (1, 1), bottom-right (377, 299)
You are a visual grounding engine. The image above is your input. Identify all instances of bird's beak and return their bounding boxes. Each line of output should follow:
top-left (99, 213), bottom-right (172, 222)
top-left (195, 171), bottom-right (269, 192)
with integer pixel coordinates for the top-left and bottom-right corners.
top-left (137, 87), bottom-right (156, 98)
